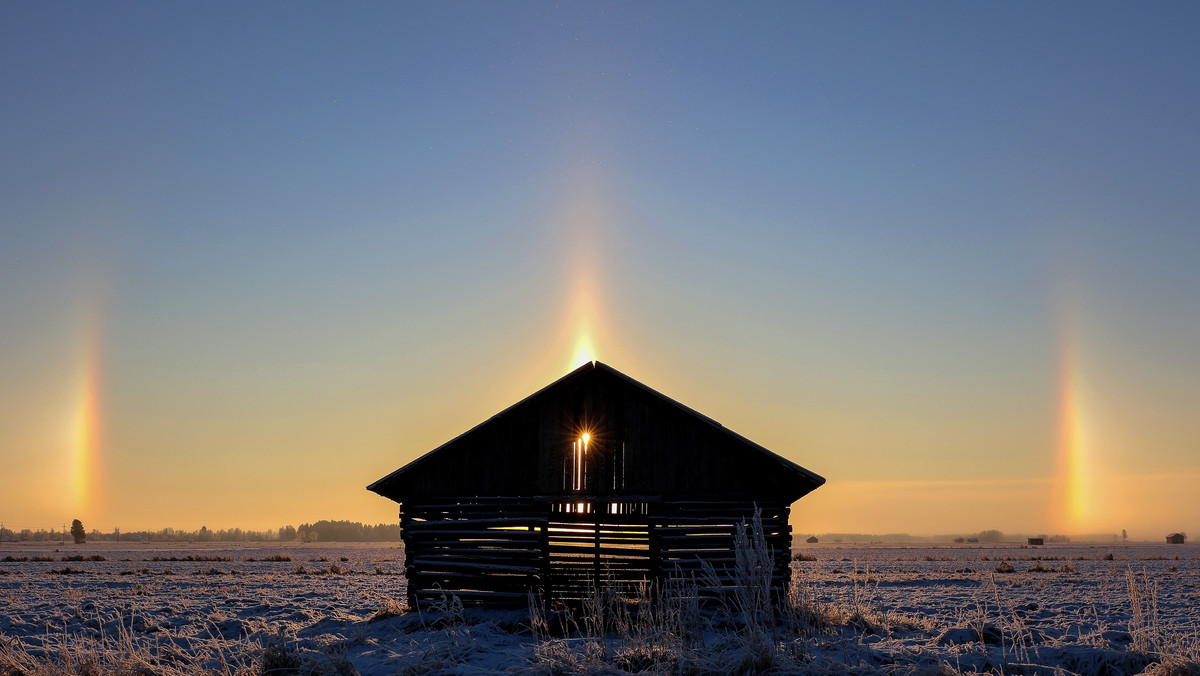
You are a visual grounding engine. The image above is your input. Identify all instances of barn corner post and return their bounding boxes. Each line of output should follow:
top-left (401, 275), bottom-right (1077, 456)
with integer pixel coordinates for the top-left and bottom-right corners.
top-left (538, 511), bottom-right (551, 604)
top-left (647, 501), bottom-right (661, 587)
top-left (779, 503), bottom-right (793, 602)
top-left (399, 501), bottom-right (416, 611)
top-left (367, 361), bottom-right (825, 609)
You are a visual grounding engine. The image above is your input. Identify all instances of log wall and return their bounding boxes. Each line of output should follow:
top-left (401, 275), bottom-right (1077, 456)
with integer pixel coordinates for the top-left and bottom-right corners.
top-left (401, 497), bottom-right (547, 608)
top-left (654, 499), bottom-right (792, 597)
top-left (401, 496), bottom-right (793, 608)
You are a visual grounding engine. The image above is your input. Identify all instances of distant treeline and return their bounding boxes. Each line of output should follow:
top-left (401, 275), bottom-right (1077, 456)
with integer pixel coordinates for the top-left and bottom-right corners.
top-left (798, 530), bottom-right (1122, 544)
top-left (296, 520), bottom-right (398, 543)
top-left (0, 521), bottom-right (399, 543)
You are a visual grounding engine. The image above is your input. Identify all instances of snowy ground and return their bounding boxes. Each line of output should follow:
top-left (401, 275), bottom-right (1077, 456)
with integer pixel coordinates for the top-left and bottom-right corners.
top-left (2, 541), bottom-right (1198, 674)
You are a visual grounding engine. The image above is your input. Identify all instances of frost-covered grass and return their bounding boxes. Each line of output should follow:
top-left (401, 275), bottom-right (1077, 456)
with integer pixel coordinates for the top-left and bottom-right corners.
top-left (2, 540), bottom-right (1199, 674)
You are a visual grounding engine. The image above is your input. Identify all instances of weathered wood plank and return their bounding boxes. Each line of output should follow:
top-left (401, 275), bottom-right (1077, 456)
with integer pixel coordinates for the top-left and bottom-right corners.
top-left (547, 536), bottom-right (649, 547)
top-left (649, 517), bottom-right (787, 527)
top-left (412, 589), bottom-right (531, 602)
top-left (408, 572), bottom-right (540, 588)
top-left (409, 546), bottom-right (541, 558)
top-left (409, 555), bottom-right (542, 571)
top-left (404, 517), bottom-right (547, 529)
top-left (403, 529), bottom-right (544, 540)
top-left (549, 545), bottom-right (654, 558)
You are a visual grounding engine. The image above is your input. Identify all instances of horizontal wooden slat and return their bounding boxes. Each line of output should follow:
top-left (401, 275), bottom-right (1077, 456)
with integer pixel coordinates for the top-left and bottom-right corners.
top-left (405, 517), bottom-right (546, 528)
top-left (549, 548), bottom-right (652, 560)
top-left (405, 497), bottom-right (539, 507)
top-left (547, 515), bottom-right (653, 526)
top-left (648, 523), bottom-right (787, 535)
top-left (408, 573), bottom-right (539, 589)
top-left (407, 560), bottom-right (540, 575)
top-left (404, 529), bottom-right (543, 540)
top-left (415, 546), bottom-right (542, 558)
top-left (409, 553), bottom-right (540, 569)
top-left (547, 536), bottom-right (649, 547)
top-left (412, 589), bottom-right (531, 602)
top-left (657, 531), bottom-right (789, 541)
top-left (408, 581), bottom-right (538, 595)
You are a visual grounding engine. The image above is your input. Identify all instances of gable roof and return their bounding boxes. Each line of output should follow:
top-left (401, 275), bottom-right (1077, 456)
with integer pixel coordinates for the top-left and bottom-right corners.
top-left (368, 361), bottom-right (825, 503)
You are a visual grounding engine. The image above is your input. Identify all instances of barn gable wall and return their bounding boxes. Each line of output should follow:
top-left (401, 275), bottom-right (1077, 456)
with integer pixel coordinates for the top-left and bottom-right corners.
top-left (369, 362), bottom-right (823, 502)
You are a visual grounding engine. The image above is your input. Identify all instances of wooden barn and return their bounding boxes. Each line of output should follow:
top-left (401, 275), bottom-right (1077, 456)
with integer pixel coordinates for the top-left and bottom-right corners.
top-left (1167, 532), bottom-right (1186, 544)
top-left (368, 361), bottom-right (825, 608)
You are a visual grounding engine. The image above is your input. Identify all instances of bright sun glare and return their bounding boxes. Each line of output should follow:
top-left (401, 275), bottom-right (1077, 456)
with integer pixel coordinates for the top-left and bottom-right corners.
top-left (571, 332), bottom-right (595, 369)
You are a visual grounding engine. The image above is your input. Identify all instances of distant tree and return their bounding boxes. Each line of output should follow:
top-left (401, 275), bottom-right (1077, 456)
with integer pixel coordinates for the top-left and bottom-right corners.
top-left (977, 529), bottom-right (1004, 543)
top-left (1122, 529), bottom-right (1128, 542)
top-left (70, 519), bottom-right (86, 544)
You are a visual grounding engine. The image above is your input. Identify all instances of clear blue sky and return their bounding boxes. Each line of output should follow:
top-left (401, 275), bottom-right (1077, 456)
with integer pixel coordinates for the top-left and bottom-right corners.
top-left (2, 3), bottom-right (1198, 537)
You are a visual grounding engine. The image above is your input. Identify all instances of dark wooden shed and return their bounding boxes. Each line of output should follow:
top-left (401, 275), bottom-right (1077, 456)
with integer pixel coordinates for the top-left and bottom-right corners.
top-left (1167, 532), bottom-right (1186, 544)
top-left (368, 361), bottom-right (825, 607)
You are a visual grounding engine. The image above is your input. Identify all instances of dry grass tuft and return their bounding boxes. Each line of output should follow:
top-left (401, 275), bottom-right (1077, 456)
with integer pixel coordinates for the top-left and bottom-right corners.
top-left (0, 612), bottom-right (260, 676)
top-left (369, 596), bottom-right (407, 622)
top-left (259, 634), bottom-right (302, 676)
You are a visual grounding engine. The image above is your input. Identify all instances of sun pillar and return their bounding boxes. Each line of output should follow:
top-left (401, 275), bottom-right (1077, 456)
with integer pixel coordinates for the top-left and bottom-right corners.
top-left (70, 308), bottom-right (105, 519)
top-left (1052, 315), bottom-right (1089, 534)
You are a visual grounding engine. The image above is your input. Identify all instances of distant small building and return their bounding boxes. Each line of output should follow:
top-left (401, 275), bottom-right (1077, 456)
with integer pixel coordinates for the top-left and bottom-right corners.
top-left (1167, 533), bottom-right (1186, 544)
top-left (806, 535), bottom-right (819, 544)
top-left (966, 537), bottom-right (980, 543)
top-left (1027, 537), bottom-right (1044, 546)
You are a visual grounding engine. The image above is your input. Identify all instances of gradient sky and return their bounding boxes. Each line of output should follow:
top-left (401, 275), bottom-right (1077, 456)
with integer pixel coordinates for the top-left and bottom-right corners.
top-left (3, 3), bottom-right (1198, 539)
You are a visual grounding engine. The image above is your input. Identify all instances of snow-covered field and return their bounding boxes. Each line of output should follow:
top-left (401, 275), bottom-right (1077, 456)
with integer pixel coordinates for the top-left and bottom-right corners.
top-left (2, 541), bottom-right (1198, 674)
